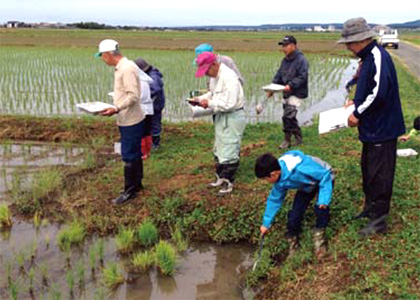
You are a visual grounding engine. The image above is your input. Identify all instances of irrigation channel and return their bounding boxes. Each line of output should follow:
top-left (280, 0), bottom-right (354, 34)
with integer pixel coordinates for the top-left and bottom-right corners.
top-left (0, 57), bottom-right (358, 299)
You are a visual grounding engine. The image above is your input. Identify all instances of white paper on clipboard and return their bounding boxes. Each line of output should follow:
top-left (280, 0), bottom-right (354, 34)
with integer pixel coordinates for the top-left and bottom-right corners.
top-left (262, 83), bottom-right (285, 93)
top-left (318, 105), bottom-right (355, 134)
top-left (76, 102), bottom-right (116, 114)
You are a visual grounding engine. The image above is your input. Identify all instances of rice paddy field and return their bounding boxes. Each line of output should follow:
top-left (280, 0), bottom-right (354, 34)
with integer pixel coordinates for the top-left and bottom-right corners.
top-left (0, 29), bottom-right (419, 300)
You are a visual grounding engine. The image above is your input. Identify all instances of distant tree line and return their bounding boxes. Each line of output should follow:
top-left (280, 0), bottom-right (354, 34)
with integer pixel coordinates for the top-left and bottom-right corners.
top-left (68, 22), bottom-right (115, 30)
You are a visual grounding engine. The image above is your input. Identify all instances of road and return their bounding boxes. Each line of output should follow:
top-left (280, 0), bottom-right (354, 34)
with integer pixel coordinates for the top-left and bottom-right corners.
top-left (389, 41), bottom-right (420, 80)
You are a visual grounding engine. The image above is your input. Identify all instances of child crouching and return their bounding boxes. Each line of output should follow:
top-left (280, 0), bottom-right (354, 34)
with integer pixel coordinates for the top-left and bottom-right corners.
top-left (255, 151), bottom-right (335, 258)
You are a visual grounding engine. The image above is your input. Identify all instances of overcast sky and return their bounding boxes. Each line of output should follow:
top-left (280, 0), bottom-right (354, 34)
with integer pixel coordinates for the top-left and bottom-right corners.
top-left (1, 0), bottom-right (419, 26)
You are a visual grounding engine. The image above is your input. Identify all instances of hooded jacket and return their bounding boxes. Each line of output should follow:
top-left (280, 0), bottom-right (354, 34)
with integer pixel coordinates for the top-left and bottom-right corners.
top-left (353, 40), bottom-right (405, 142)
top-left (147, 68), bottom-right (165, 111)
top-left (262, 150), bottom-right (334, 228)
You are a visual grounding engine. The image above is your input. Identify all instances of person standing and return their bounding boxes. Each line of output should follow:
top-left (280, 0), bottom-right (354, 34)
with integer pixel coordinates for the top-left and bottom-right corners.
top-left (194, 43), bottom-right (244, 86)
top-left (193, 52), bottom-right (246, 195)
top-left (338, 18), bottom-right (405, 235)
top-left (95, 39), bottom-right (145, 205)
top-left (267, 36), bottom-right (309, 149)
top-left (135, 58), bottom-right (165, 149)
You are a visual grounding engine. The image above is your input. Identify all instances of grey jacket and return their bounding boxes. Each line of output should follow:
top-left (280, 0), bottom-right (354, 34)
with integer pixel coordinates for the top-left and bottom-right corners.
top-left (272, 50), bottom-right (309, 99)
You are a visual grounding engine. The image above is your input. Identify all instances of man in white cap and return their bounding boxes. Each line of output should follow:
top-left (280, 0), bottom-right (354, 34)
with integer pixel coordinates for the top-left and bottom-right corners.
top-left (338, 18), bottom-right (405, 236)
top-left (95, 39), bottom-right (145, 205)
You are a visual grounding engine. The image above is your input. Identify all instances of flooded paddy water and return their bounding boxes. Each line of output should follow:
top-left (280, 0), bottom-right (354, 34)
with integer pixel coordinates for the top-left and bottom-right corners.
top-left (0, 218), bottom-right (253, 300)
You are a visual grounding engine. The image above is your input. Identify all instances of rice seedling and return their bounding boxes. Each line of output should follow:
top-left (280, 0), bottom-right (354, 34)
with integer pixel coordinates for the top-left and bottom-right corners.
top-left (75, 258), bottom-right (85, 286)
top-left (30, 168), bottom-right (63, 201)
top-left (136, 220), bottom-right (159, 248)
top-left (66, 269), bottom-right (75, 296)
top-left (49, 283), bottom-right (62, 300)
top-left (5, 262), bottom-right (13, 286)
top-left (33, 211), bottom-right (41, 229)
top-left (56, 221), bottom-right (86, 250)
top-left (96, 238), bottom-right (105, 264)
top-left (39, 262), bottom-right (49, 286)
top-left (89, 245), bottom-right (97, 272)
top-left (15, 250), bottom-right (27, 272)
top-left (115, 226), bottom-right (135, 254)
top-left (8, 278), bottom-right (20, 300)
top-left (0, 204), bottom-right (12, 228)
top-left (155, 241), bottom-right (177, 276)
top-left (101, 262), bottom-right (125, 289)
top-left (171, 226), bottom-right (189, 253)
top-left (44, 233), bottom-right (50, 249)
top-left (28, 267), bottom-right (35, 296)
top-left (131, 250), bottom-right (155, 271)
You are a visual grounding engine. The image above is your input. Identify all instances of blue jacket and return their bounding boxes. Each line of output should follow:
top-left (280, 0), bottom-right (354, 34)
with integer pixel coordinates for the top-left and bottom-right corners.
top-left (353, 40), bottom-right (405, 143)
top-left (272, 50), bottom-right (309, 99)
top-left (147, 68), bottom-right (165, 111)
top-left (262, 151), bottom-right (334, 228)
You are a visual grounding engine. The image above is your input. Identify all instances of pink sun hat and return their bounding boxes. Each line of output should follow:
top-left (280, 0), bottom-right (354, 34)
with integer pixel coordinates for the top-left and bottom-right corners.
top-left (195, 52), bottom-right (217, 77)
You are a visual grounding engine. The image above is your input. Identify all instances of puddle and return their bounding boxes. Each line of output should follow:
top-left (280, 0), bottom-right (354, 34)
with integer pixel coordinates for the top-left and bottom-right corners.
top-left (0, 142), bottom-right (86, 201)
top-left (0, 220), bottom-right (253, 300)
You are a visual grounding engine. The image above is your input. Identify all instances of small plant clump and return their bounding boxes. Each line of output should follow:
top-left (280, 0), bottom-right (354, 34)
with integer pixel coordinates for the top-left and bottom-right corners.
top-left (115, 227), bottom-right (135, 254)
top-left (0, 204), bottom-right (12, 228)
top-left (155, 241), bottom-right (177, 276)
top-left (171, 226), bottom-right (188, 253)
top-left (136, 220), bottom-right (159, 248)
top-left (57, 221), bottom-right (86, 250)
top-left (131, 250), bottom-right (155, 271)
top-left (101, 262), bottom-right (125, 289)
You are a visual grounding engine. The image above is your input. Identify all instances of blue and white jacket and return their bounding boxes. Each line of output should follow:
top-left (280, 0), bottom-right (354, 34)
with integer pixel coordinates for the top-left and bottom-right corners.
top-left (353, 40), bottom-right (405, 143)
top-left (262, 151), bottom-right (334, 228)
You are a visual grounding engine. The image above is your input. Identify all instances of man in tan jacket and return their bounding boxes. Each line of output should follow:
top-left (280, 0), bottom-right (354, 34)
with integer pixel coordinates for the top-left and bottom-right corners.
top-left (95, 39), bottom-right (145, 204)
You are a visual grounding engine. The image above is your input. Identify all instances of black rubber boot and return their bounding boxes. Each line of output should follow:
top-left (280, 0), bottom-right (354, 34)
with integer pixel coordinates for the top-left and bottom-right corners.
top-left (152, 135), bottom-right (160, 150)
top-left (279, 132), bottom-right (292, 149)
top-left (133, 159), bottom-right (144, 192)
top-left (113, 162), bottom-right (138, 205)
top-left (292, 129), bottom-right (303, 147)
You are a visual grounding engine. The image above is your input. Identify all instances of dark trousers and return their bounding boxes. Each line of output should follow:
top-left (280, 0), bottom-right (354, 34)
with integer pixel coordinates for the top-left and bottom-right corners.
top-left (119, 121), bottom-right (144, 162)
top-left (361, 139), bottom-right (397, 220)
top-left (286, 187), bottom-right (331, 237)
top-left (282, 104), bottom-right (300, 134)
top-left (151, 109), bottom-right (162, 137)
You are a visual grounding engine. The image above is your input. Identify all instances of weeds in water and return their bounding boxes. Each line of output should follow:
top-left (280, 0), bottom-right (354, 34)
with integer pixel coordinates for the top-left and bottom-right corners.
top-left (30, 168), bottom-right (63, 201)
top-left (171, 226), bottom-right (188, 253)
top-left (136, 220), bottom-right (159, 248)
top-left (57, 221), bottom-right (86, 250)
top-left (132, 250), bottom-right (155, 271)
top-left (39, 262), bottom-right (49, 286)
top-left (89, 245), bottom-right (97, 272)
top-left (246, 249), bottom-right (273, 287)
top-left (16, 250), bottom-right (26, 272)
top-left (6, 262), bottom-right (13, 286)
top-left (101, 262), bottom-right (125, 289)
top-left (155, 241), bottom-right (177, 276)
top-left (115, 227), bottom-right (135, 254)
top-left (96, 238), bottom-right (105, 264)
top-left (33, 211), bottom-right (41, 229)
top-left (8, 278), bottom-right (20, 300)
top-left (28, 267), bottom-right (35, 295)
top-left (49, 283), bottom-right (62, 300)
top-left (0, 204), bottom-right (12, 228)
top-left (45, 233), bottom-right (50, 249)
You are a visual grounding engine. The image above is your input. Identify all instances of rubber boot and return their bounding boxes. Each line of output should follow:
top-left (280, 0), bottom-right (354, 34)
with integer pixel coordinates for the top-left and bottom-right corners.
top-left (141, 136), bottom-right (152, 160)
top-left (218, 179), bottom-right (233, 195)
top-left (292, 129), bottom-right (303, 147)
top-left (113, 162), bottom-right (138, 205)
top-left (313, 228), bottom-right (327, 259)
top-left (286, 235), bottom-right (300, 257)
top-left (279, 132), bottom-right (292, 149)
top-left (358, 215), bottom-right (388, 236)
top-left (133, 159), bottom-right (144, 192)
top-left (152, 135), bottom-right (160, 150)
top-left (209, 173), bottom-right (224, 188)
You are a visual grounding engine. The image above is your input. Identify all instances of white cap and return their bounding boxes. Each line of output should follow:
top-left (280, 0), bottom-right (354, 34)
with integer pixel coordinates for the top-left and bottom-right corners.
top-left (95, 39), bottom-right (119, 57)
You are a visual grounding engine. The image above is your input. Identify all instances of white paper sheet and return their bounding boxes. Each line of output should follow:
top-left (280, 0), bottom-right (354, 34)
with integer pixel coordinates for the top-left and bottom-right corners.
top-left (76, 102), bottom-right (116, 114)
top-left (397, 148), bottom-right (418, 157)
top-left (318, 105), bottom-right (355, 134)
top-left (262, 83), bottom-right (285, 93)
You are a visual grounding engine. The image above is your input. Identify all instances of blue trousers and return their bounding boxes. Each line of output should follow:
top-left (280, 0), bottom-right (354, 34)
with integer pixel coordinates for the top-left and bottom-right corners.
top-left (286, 186), bottom-right (331, 237)
top-left (118, 121), bottom-right (144, 163)
top-left (151, 109), bottom-right (162, 137)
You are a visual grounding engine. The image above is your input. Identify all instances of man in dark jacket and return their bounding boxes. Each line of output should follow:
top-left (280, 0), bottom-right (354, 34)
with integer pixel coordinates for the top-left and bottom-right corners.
top-left (338, 18), bottom-right (405, 236)
top-left (267, 36), bottom-right (309, 149)
top-left (135, 58), bottom-right (165, 149)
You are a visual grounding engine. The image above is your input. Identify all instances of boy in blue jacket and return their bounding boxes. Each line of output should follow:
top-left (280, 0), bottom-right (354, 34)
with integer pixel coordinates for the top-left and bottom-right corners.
top-left (255, 151), bottom-right (334, 258)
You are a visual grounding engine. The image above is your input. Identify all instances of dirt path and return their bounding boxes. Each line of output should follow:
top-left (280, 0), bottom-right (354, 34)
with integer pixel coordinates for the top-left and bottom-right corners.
top-left (390, 41), bottom-right (420, 81)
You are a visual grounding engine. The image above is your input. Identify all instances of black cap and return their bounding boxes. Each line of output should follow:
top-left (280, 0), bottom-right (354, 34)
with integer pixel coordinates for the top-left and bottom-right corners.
top-left (278, 35), bottom-right (297, 46)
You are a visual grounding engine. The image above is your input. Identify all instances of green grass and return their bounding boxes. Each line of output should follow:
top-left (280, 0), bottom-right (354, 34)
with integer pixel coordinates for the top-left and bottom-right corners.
top-left (115, 226), bottom-right (135, 254)
top-left (155, 241), bottom-right (177, 276)
top-left (56, 221), bottom-right (86, 250)
top-left (171, 226), bottom-right (189, 253)
top-left (136, 220), bottom-right (159, 248)
top-left (131, 250), bottom-right (155, 271)
top-left (101, 262), bottom-right (124, 289)
top-left (0, 204), bottom-right (12, 228)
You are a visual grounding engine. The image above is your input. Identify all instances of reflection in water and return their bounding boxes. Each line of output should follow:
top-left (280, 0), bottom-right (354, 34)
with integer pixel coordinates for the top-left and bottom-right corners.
top-left (0, 218), bottom-right (252, 300)
top-left (0, 142), bottom-right (85, 201)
